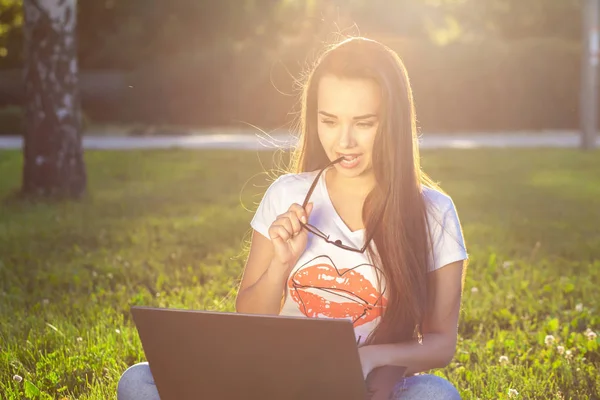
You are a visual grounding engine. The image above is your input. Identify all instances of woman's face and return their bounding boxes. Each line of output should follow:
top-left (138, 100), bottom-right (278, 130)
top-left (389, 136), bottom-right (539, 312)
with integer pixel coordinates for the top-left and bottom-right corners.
top-left (316, 74), bottom-right (381, 179)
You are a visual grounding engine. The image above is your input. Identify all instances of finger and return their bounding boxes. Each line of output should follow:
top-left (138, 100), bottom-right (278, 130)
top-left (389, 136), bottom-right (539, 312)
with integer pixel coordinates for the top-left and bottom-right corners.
top-left (289, 203), bottom-right (310, 225)
top-left (270, 224), bottom-right (291, 242)
top-left (285, 211), bottom-right (302, 235)
top-left (269, 224), bottom-right (289, 241)
top-left (288, 203), bottom-right (306, 225)
top-left (305, 202), bottom-right (314, 219)
top-left (277, 217), bottom-right (294, 237)
top-left (288, 203), bottom-right (304, 213)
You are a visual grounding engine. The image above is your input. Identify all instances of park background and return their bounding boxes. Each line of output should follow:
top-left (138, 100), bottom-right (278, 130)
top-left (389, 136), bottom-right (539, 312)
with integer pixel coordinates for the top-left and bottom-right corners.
top-left (0, 0), bottom-right (599, 399)
top-left (0, 0), bottom-right (596, 135)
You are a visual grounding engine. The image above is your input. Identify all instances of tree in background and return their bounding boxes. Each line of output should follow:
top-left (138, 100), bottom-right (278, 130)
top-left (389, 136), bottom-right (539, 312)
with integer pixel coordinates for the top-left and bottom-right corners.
top-left (22, 0), bottom-right (86, 198)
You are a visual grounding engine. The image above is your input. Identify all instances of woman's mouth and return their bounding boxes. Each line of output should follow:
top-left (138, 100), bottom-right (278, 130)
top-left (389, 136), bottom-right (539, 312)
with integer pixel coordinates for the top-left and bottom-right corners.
top-left (337, 153), bottom-right (362, 169)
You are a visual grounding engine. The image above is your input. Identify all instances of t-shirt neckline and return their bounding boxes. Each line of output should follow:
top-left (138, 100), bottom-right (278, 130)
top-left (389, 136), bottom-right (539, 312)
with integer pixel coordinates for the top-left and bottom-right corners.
top-left (318, 167), bottom-right (366, 238)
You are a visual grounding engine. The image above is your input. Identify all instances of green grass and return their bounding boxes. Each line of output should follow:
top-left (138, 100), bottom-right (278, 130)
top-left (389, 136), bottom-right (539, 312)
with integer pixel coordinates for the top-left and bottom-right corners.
top-left (0, 148), bottom-right (599, 399)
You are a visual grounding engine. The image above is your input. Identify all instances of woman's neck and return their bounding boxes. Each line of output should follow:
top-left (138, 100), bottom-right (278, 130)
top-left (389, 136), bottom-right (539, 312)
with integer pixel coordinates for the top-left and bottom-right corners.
top-left (326, 167), bottom-right (376, 199)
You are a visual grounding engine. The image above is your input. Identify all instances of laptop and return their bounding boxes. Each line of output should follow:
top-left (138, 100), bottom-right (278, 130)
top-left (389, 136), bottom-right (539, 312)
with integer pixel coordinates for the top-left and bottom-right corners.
top-left (131, 306), bottom-right (406, 400)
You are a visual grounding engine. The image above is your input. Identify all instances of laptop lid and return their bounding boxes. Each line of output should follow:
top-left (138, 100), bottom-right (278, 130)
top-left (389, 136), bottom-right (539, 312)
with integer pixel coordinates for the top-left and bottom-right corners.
top-left (131, 306), bottom-right (367, 400)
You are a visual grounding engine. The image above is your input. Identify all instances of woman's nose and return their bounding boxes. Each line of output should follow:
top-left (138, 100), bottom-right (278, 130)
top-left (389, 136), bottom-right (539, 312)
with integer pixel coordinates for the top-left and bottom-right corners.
top-left (338, 124), bottom-right (355, 148)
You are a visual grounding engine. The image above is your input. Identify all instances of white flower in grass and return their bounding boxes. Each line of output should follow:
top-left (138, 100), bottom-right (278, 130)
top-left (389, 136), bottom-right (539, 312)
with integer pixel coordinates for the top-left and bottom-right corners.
top-left (13, 375), bottom-right (22, 382)
top-left (115, 329), bottom-right (121, 334)
top-left (498, 355), bottom-right (510, 365)
top-left (471, 287), bottom-right (479, 293)
top-left (508, 388), bottom-right (519, 397)
top-left (502, 261), bottom-right (514, 268)
top-left (76, 337), bottom-right (83, 342)
top-left (545, 335), bottom-right (555, 346)
top-left (585, 328), bottom-right (597, 341)
top-left (556, 345), bottom-right (565, 355)
top-left (565, 350), bottom-right (573, 360)
top-left (575, 303), bottom-right (583, 312)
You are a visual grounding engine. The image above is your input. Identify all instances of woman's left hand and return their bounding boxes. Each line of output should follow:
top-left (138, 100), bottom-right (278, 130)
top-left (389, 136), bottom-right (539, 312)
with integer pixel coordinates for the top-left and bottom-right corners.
top-left (358, 345), bottom-right (381, 380)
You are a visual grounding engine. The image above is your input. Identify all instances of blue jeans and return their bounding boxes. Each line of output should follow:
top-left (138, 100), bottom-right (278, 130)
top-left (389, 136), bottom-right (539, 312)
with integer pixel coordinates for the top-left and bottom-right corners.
top-left (117, 362), bottom-right (461, 399)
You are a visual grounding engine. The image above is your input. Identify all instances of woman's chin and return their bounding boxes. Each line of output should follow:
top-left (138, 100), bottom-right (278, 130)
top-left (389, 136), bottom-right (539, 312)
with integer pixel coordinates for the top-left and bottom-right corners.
top-left (333, 162), bottom-right (371, 178)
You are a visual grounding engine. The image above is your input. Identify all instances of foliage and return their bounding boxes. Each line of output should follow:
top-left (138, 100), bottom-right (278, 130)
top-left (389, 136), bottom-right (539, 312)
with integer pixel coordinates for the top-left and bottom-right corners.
top-left (0, 0), bottom-right (584, 70)
top-left (384, 37), bottom-right (583, 132)
top-left (440, 0), bottom-right (581, 42)
top-left (0, 0), bottom-right (22, 67)
top-left (0, 1), bottom-right (587, 132)
top-left (0, 148), bottom-right (598, 398)
top-left (84, 37), bottom-right (584, 132)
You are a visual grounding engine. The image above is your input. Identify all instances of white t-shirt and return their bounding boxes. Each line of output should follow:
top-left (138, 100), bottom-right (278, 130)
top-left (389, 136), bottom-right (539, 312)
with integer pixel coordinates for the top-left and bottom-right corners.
top-left (250, 168), bottom-right (468, 345)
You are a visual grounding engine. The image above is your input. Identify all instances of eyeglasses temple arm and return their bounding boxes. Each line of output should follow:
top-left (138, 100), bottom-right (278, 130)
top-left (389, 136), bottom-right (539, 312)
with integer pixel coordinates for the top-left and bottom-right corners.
top-left (301, 157), bottom-right (344, 209)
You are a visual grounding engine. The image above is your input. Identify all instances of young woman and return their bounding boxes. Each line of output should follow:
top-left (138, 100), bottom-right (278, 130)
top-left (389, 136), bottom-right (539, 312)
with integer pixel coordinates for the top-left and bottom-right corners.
top-left (117, 36), bottom-right (468, 400)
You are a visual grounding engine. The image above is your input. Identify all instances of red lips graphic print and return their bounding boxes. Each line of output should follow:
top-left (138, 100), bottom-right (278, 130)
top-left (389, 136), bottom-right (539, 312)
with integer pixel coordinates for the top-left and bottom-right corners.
top-left (288, 255), bottom-right (387, 327)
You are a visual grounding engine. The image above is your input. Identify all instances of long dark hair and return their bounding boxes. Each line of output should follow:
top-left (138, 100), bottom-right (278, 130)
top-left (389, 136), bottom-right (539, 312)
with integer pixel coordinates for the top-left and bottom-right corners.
top-left (289, 37), bottom-right (451, 345)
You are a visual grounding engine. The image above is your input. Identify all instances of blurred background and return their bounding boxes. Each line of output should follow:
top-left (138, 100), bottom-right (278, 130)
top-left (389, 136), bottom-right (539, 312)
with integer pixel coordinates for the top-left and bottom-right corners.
top-left (0, 1), bottom-right (598, 399)
top-left (0, 0), bottom-right (589, 136)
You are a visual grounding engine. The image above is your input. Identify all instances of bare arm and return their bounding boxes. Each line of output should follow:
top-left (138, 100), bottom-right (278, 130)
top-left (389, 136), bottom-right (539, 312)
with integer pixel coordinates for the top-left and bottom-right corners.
top-left (235, 203), bottom-right (314, 315)
top-left (363, 260), bottom-right (466, 376)
top-left (235, 230), bottom-right (288, 315)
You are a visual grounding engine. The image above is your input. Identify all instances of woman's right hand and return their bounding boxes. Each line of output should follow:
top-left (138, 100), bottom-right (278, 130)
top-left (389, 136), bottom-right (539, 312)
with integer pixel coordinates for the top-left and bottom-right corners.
top-left (268, 202), bottom-right (314, 272)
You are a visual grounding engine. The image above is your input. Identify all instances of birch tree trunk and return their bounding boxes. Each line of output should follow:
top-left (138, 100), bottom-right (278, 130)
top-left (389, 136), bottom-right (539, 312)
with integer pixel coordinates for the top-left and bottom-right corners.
top-left (22, 0), bottom-right (86, 198)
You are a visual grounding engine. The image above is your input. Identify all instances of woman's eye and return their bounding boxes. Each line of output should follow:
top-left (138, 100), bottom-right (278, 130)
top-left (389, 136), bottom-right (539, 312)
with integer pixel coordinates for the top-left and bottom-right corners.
top-left (357, 122), bottom-right (374, 128)
top-left (321, 119), bottom-right (335, 126)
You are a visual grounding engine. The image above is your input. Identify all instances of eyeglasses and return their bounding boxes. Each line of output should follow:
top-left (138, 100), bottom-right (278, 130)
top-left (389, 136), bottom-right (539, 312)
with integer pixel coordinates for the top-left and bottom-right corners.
top-left (299, 156), bottom-right (384, 253)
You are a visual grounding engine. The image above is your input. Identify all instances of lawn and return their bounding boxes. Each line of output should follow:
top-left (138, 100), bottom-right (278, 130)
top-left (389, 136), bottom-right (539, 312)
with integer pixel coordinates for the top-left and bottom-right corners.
top-left (0, 148), bottom-right (598, 399)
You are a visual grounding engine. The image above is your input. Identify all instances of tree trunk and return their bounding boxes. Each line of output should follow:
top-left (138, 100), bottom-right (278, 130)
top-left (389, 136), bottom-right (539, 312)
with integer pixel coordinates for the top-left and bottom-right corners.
top-left (22, 0), bottom-right (86, 198)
